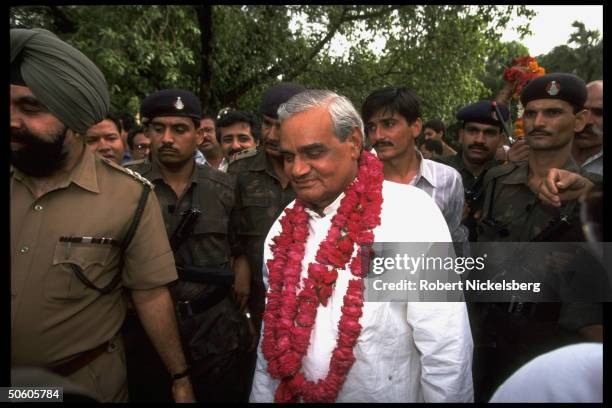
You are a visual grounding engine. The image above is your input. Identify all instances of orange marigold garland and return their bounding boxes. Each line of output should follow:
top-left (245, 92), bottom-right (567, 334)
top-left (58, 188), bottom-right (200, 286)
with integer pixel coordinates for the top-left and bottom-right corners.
top-left (503, 55), bottom-right (546, 140)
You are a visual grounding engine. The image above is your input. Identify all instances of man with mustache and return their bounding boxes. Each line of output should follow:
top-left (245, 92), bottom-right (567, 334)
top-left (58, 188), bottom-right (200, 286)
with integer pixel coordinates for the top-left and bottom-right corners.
top-left (195, 112), bottom-right (228, 171)
top-left (125, 89), bottom-right (254, 402)
top-left (227, 82), bottom-right (305, 394)
top-left (250, 89), bottom-right (473, 402)
top-left (571, 80), bottom-right (603, 176)
top-left (473, 73), bottom-right (602, 401)
top-left (10, 28), bottom-right (193, 402)
top-left (361, 86), bottom-right (469, 247)
top-left (217, 110), bottom-right (260, 163)
top-left (437, 100), bottom-right (509, 241)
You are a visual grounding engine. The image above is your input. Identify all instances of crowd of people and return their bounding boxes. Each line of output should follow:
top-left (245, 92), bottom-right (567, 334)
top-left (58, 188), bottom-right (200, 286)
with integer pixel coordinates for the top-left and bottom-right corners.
top-left (10, 27), bottom-right (604, 403)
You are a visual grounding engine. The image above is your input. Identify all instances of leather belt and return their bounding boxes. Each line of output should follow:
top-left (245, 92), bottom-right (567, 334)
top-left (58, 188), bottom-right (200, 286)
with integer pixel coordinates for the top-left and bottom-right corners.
top-left (48, 341), bottom-right (109, 377)
top-left (176, 286), bottom-right (228, 320)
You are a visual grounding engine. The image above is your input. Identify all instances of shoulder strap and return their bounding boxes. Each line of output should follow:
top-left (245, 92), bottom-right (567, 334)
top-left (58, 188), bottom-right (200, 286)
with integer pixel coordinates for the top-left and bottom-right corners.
top-left (71, 184), bottom-right (151, 295)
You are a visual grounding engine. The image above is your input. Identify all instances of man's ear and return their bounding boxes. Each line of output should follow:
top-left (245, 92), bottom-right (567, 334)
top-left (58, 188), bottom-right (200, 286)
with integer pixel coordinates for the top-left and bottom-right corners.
top-left (410, 118), bottom-right (423, 139)
top-left (195, 127), bottom-right (205, 146)
top-left (458, 128), bottom-right (465, 145)
top-left (574, 108), bottom-right (589, 133)
top-left (348, 127), bottom-right (363, 159)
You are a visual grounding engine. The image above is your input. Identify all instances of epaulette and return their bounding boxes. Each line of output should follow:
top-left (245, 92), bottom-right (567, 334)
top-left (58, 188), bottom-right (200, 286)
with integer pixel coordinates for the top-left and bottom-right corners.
top-left (122, 158), bottom-right (148, 167)
top-left (101, 157), bottom-right (155, 189)
top-left (196, 165), bottom-right (234, 189)
top-left (484, 161), bottom-right (519, 182)
top-left (229, 147), bottom-right (258, 164)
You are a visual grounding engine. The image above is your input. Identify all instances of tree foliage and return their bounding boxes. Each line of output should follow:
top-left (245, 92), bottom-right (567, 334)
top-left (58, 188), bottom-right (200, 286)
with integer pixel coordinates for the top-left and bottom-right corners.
top-left (10, 5), bottom-right (536, 124)
top-left (536, 21), bottom-right (603, 83)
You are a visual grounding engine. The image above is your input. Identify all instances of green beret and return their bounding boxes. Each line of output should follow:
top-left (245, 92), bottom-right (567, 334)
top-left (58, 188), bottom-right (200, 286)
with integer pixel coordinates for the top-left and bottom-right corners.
top-left (10, 28), bottom-right (110, 134)
top-left (456, 100), bottom-right (509, 127)
top-left (140, 89), bottom-right (201, 123)
top-left (520, 73), bottom-right (587, 110)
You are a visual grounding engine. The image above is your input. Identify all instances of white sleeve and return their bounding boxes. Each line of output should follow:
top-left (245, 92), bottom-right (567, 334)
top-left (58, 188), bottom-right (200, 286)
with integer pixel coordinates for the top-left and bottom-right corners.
top-left (407, 301), bottom-right (474, 402)
top-left (249, 336), bottom-right (280, 402)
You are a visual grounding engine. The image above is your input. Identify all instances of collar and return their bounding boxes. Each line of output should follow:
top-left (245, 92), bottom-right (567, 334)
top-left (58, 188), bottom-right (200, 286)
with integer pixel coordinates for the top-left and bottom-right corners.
top-left (581, 149), bottom-right (603, 167)
top-left (149, 158), bottom-right (199, 185)
top-left (502, 157), bottom-right (582, 185)
top-left (304, 190), bottom-right (345, 220)
top-left (410, 150), bottom-right (436, 188)
top-left (12, 148), bottom-right (100, 194)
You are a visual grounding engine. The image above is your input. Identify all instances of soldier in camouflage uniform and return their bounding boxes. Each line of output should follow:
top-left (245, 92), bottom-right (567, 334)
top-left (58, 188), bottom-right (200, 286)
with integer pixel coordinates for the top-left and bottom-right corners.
top-left (436, 100), bottom-right (508, 241)
top-left (227, 82), bottom-right (305, 392)
top-left (125, 89), bottom-right (253, 402)
top-left (473, 73), bottom-right (603, 402)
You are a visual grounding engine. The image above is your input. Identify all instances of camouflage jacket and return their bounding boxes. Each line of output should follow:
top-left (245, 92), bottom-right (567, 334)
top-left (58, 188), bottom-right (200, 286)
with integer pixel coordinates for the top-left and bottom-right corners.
top-left (227, 148), bottom-right (295, 282)
top-left (476, 158), bottom-right (601, 242)
top-left (126, 159), bottom-right (238, 269)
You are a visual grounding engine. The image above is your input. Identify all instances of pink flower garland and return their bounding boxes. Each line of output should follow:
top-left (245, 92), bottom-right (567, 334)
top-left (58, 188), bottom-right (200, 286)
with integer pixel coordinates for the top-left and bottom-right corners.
top-left (262, 151), bottom-right (384, 402)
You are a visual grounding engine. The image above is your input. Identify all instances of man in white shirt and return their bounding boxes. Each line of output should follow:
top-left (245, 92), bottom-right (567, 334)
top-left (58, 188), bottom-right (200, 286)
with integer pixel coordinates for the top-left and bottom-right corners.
top-left (249, 89), bottom-right (473, 402)
top-left (361, 86), bottom-right (469, 246)
top-left (195, 112), bottom-right (228, 172)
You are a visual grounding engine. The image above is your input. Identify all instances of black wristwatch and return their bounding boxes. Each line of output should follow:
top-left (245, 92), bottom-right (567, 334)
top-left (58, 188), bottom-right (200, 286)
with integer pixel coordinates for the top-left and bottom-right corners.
top-left (171, 366), bottom-right (191, 381)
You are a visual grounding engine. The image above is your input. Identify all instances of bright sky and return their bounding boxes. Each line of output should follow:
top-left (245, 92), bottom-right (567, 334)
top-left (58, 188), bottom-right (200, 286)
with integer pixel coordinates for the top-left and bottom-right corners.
top-left (500, 5), bottom-right (603, 56)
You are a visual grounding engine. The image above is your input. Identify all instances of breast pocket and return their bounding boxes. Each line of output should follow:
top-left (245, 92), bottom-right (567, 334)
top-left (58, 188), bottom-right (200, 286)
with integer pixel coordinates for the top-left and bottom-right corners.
top-left (240, 197), bottom-right (271, 236)
top-left (46, 242), bottom-right (115, 302)
top-left (190, 216), bottom-right (231, 266)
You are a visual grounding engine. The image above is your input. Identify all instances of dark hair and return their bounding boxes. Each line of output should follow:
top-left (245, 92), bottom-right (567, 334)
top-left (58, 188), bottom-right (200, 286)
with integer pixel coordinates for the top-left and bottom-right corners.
top-left (361, 86), bottom-right (421, 125)
top-left (104, 112), bottom-right (123, 136)
top-left (423, 118), bottom-right (445, 134)
top-left (201, 110), bottom-right (217, 123)
top-left (423, 139), bottom-right (443, 156)
top-left (127, 125), bottom-right (146, 150)
top-left (118, 111), bottom-right (136, 133)
top-left (216, 111), bottom-right (261, 143)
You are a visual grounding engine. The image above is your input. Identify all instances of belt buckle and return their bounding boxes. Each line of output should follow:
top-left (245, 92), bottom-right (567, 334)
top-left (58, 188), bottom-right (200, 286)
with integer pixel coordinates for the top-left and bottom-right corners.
top-left (177, 300), bottom-right (193, 319)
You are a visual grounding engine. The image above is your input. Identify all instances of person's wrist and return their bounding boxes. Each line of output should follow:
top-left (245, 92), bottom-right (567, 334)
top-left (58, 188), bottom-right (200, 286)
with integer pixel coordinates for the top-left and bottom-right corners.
top-left (171, 366), bottom-right (191, 382)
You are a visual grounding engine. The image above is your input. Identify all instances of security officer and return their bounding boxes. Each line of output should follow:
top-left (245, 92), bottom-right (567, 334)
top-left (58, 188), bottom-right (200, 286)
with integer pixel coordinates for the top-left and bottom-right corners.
top-left (10, 28), bottom-right (193, 402)
top-left (126, 89), bottom-right (253, 402)
top-left (472, 73), bottom-right (602, 401)
top-left (227, 82), bottom-right (305, 392)
top-left (436, 100), bottom-right (508, 241)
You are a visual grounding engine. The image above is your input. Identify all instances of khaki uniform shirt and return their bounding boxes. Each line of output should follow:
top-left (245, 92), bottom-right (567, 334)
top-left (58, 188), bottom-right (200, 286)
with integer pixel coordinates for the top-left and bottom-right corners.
top-left (227, 148), bottom-right (295, 286)
top-left (11, 149), bottom-right (177, 367)
top-left (126, 159), bottom-right (236, 300)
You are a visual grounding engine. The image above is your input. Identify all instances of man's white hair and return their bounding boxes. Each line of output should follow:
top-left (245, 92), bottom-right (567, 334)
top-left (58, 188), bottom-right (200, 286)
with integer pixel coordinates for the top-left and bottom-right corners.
top-left (277, 89), bottom-right (364, 142)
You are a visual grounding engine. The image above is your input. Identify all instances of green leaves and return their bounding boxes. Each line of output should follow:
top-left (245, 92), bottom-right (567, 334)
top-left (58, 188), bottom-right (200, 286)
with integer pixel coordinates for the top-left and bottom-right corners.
top-left (11, 5), bottom-right (542, 125)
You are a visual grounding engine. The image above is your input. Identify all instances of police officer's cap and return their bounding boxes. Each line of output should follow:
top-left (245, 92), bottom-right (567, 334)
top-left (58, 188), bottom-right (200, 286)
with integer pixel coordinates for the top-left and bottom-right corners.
top-left (456, 100), bottom-right (509, 128)
top-left (140, 89), bottom-right (201, 124)
top-left (520, 73), bottom-right (586, 111)
top-left (260, 83), bottom-right (306, 119)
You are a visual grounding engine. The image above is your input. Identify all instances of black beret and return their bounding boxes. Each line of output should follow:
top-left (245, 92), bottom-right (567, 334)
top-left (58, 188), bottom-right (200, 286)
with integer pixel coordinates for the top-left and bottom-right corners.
top-left (260, 82), bottom-right (306, 118)
top-left (140, 89), bottom-right (201, 123)
top-left (520, 73), bottom-right (586, 110)
top-left (456, 100), bottom-right (509, 127)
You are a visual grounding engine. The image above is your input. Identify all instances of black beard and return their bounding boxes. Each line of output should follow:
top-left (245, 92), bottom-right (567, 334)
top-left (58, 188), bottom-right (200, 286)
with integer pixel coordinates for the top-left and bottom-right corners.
top-left (11, 126), bottom-right (69, 177)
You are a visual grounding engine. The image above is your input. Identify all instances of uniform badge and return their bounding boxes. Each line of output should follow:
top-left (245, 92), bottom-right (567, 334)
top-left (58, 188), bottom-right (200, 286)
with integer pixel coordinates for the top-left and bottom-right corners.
top-left (174, 97), bottom-right (185, 110)
top-left (546, 81), bottom-right (560, 96)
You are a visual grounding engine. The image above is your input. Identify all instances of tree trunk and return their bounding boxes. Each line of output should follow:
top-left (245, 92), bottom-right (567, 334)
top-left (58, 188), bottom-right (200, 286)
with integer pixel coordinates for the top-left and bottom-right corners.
top-left (196, 5), bottom-right (213, 111)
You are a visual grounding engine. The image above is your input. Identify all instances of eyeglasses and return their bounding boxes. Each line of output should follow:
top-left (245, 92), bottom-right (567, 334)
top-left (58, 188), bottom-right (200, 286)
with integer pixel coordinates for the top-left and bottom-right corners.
top-left (135, 143), bottom-right (150, 151)
top-left (586, 107), bottom-right (603, 117)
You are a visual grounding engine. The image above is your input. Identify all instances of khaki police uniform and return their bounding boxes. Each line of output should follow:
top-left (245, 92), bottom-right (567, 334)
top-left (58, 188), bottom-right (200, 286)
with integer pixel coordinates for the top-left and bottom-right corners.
top-left (11, 149), bottom-right (177, 402)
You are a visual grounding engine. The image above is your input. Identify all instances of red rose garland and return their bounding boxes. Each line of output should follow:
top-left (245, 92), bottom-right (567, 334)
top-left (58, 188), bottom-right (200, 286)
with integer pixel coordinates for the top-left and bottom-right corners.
top-left (262, 151), bottom-right (384, 402)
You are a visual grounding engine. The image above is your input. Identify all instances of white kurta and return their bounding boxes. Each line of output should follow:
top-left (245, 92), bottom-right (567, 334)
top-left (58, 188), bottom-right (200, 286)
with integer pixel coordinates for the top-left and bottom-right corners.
top-left (250, 180), bottom-right (474, 402)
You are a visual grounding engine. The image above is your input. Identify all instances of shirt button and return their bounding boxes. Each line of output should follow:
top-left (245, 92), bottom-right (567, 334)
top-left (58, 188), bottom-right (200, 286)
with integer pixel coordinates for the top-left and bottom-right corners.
top-left (20, 246), bottom-right (30, 254)
top-left (34, 204), bottom-right (43, 212)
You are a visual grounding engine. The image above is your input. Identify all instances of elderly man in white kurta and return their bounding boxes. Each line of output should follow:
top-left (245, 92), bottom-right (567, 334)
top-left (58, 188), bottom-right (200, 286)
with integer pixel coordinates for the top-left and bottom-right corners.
top-left (249, 89), bottom-right (473, 403)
